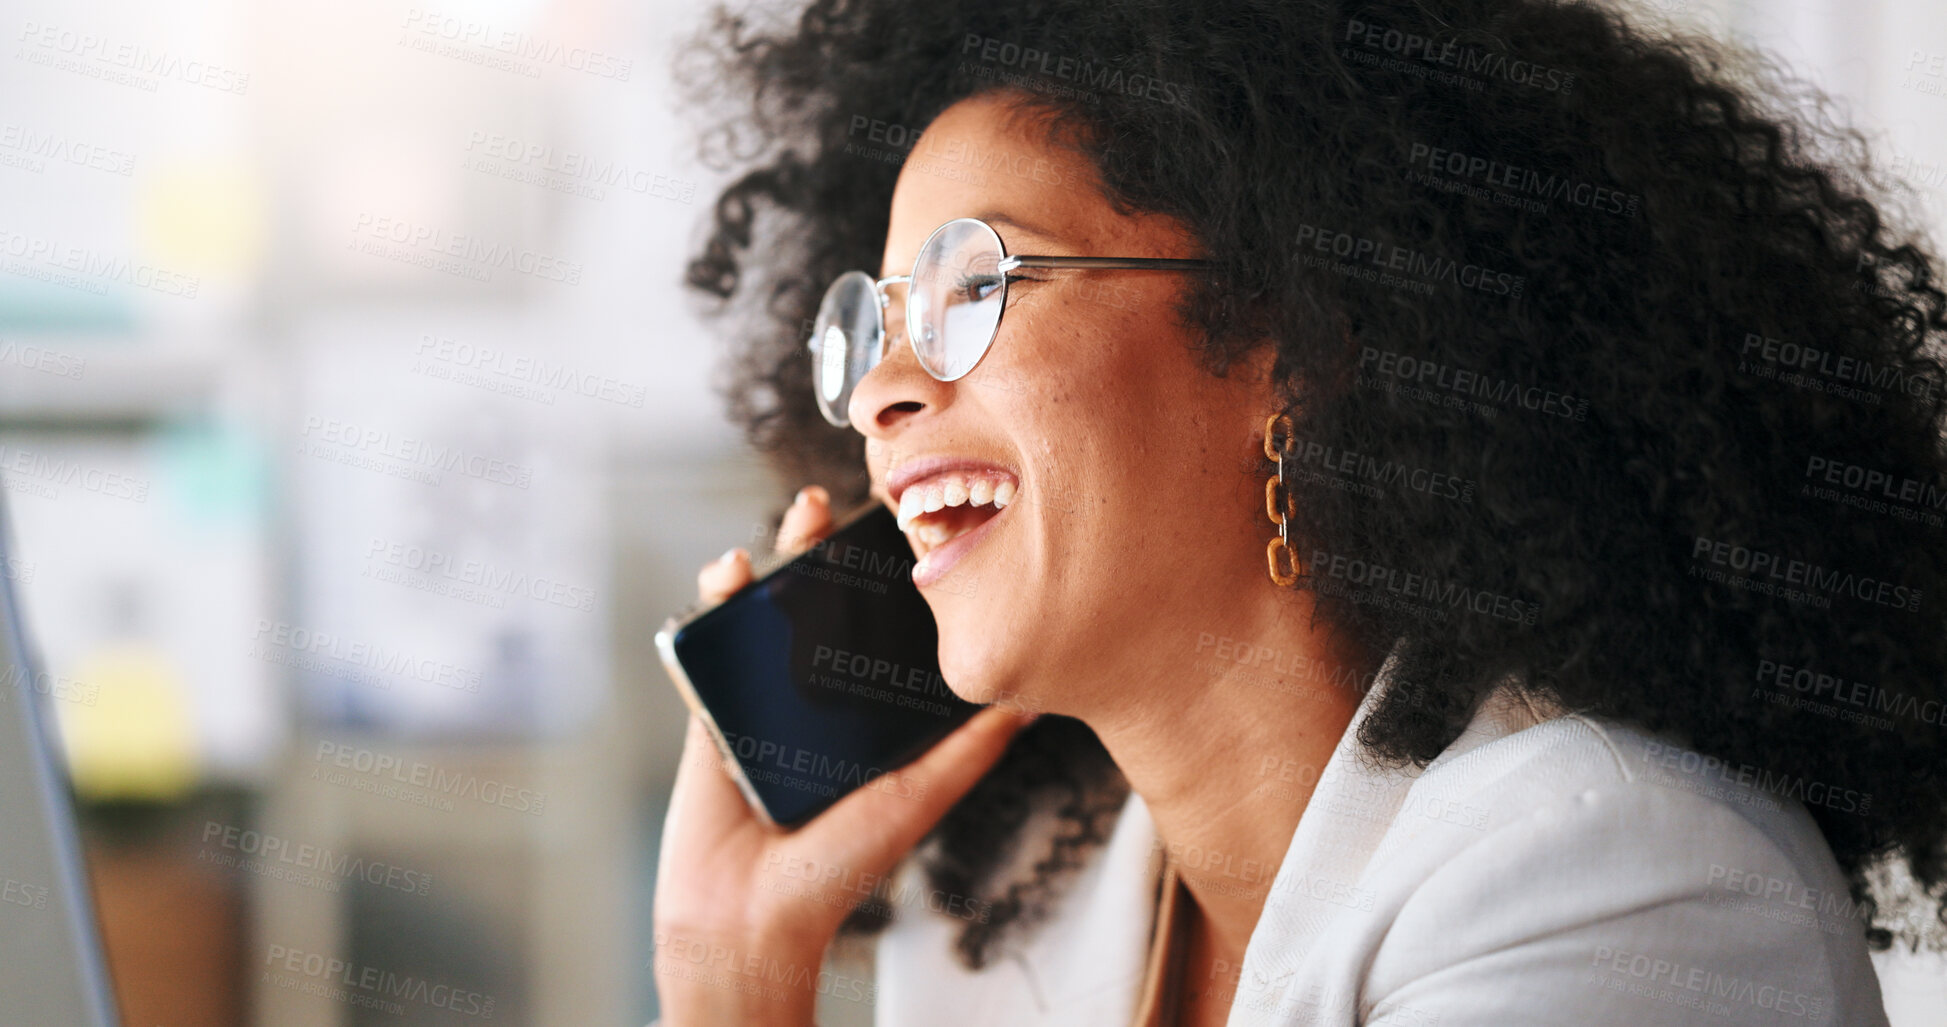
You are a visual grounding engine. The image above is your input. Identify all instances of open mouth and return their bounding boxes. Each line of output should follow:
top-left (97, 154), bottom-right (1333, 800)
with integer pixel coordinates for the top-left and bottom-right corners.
top-left (895, 468), bottom-right (1017, 582)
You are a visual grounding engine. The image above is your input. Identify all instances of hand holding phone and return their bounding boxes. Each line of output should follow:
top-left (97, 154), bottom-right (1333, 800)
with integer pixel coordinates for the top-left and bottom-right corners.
top-left (661, 498), bottom-right (988, 827)
top-left (651, 487), bottom-right (1033, 1026)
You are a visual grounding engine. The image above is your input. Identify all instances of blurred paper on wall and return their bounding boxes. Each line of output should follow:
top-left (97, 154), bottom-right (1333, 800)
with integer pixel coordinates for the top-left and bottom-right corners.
top-left (284, 311), bottom-right (609, 738)
top-left (0, 423), bottom-right (278, 789)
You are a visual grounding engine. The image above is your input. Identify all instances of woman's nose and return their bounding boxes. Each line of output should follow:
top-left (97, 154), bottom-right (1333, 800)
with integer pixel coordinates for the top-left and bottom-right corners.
top-left (846, 290), bottom-right (953, 434)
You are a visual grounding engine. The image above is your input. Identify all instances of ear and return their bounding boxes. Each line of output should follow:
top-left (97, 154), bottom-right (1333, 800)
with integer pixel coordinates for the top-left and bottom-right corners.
top-left (1225, 342), bottom-right (1289, 422)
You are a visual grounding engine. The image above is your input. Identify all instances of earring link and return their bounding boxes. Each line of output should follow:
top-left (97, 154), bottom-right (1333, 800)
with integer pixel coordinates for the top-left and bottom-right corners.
top-left (1263, 413), bottom-right (1301, 586)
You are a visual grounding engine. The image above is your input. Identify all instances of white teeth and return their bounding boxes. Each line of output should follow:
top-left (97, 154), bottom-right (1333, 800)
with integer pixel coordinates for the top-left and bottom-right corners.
top-left (911, 520), bottom-right (954, 548)
top-left (898, 487), bottom-right (926, 530)
top-left (894, 470), bottom-right (1021, 544)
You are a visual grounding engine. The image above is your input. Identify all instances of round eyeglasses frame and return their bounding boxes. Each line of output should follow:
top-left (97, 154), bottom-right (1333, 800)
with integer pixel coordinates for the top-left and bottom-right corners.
top-left (809, 216), bottom-right (1213, 427)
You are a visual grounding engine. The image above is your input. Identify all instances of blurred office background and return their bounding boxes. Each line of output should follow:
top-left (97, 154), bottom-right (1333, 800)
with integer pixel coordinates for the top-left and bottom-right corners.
top-left (0, 0), bottom-right (1941, 1023)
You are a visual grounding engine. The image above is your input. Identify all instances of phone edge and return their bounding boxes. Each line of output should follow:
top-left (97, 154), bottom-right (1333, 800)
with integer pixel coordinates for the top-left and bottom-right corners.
top-left (653, 617), bottom-right (789, 832)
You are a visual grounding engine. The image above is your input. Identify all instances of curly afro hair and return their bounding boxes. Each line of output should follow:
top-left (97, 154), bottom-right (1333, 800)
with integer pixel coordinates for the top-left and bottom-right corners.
top-left (681, 0), bottom-right (1947, 966)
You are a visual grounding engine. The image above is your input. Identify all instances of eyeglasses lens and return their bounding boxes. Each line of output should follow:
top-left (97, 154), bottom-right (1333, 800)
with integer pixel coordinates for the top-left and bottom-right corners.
top-left (908, 219), bottom-right (1006, 382)
top-left (808, 269), bottom-right (882, 426)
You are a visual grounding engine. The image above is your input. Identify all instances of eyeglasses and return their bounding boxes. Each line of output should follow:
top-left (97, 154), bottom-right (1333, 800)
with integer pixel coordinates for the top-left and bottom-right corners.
top-left (808, 216), bottom-right (1213, 427)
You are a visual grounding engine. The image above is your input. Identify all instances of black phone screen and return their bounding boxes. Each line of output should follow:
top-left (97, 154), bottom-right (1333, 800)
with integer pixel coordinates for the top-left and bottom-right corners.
top-left (666, 505), bottom-right (981, 827)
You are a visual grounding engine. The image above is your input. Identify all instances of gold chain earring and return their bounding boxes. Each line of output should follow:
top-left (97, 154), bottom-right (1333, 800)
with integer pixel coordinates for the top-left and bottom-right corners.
top-left (1263, 412), bottom-right (1302, 586)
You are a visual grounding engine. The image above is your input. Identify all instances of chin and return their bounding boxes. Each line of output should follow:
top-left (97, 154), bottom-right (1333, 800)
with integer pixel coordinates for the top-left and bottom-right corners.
top-left (931, 610), bottom-right (1034, 714)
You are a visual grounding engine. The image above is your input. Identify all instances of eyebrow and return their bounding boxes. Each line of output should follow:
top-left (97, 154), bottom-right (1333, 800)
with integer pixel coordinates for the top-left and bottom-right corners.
top-left (971, 210), bottom-right (1061, 249)
top-left (879, 212), bottom-right (1065, 276)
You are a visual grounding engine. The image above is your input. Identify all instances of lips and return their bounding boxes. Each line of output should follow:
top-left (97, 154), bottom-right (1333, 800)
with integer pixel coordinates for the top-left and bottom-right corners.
top-left (885, 458), bottom-right (1020, 582)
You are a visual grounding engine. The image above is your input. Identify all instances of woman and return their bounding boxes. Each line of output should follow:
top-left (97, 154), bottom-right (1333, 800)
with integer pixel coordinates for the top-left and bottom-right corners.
top-left (655, 0), bottom-right (1947, 1023)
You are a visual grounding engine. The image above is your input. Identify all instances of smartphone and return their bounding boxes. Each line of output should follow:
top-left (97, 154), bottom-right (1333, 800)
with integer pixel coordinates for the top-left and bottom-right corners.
top-left (656, 503), bottom-right (983, 829)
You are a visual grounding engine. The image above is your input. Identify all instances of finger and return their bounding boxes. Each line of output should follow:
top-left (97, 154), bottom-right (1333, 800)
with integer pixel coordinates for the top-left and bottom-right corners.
top-left (775, 486), bottom-right (833, 556)
top-left (802, 707), bottom-right (1036, 871)
top-left (696, 547), bottom-right (752, 605)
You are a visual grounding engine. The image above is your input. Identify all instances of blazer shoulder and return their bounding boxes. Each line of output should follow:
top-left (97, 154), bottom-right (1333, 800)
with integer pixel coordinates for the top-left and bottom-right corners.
top-left (1359, 715), bottom-right (1887, 1026)
top-left (1416, 706), bottom-right (1854, 856)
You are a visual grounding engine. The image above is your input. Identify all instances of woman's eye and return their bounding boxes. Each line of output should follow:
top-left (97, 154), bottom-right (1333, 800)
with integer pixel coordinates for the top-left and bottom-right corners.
top-left (951, 272), bottom-right (1042, 305)
top-left (955, 273), bottom-right (1004, 302)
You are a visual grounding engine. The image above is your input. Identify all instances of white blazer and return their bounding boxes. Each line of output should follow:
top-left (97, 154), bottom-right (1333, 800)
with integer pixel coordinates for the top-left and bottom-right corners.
top-left (875, 671), bottom-right (1890, 1025)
